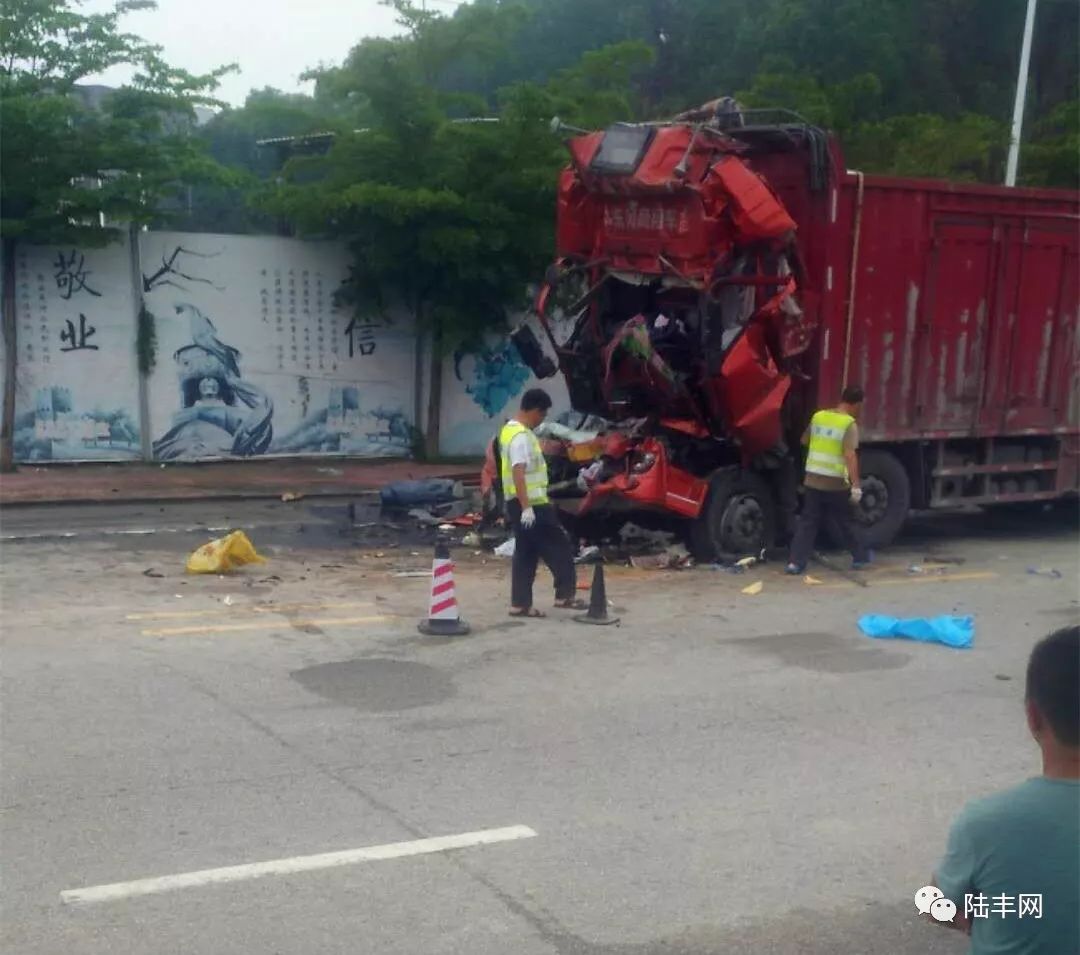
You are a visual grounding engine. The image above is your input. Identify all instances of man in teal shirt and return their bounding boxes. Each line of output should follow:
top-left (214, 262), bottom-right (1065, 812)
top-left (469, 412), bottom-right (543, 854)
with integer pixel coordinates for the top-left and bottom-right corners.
top-left (931, 625), bottom-right (1079, 953)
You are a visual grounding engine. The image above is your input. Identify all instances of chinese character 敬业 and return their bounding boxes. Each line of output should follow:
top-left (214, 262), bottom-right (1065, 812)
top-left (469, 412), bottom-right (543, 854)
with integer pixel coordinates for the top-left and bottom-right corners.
top-left (54, 251), bottom-right (102, 300)
top-left (965, 894), bottom-right (990, 920)
top-left (59, 314), bottom-right (98, 351)
top-left (1017, 895), bottom-right (1043, 919)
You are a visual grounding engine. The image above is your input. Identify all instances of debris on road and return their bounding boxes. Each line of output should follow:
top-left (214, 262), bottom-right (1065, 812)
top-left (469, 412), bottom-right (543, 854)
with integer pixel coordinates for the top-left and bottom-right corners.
top-left (803, 575), bottom-right (823, 585)
top-left (142, 568), bottom-right (165, 578)
top-left (858, 614), bottom-right (973, 649)
top-left (575, 545), bottom-right (601, 564)
top-left (1026, 566), bottom-right (1063, 579)
top-left (630, 545), bottom-right (692, 570)
top-left (186, 531), bottom-right (266, 574)
top-left (741, 581), bottom-right (764, 596)
top-left (494, 538), bottom-right (516, 558)
top-left (408, 508), bottom-right (445, 527)
top-left (812, 552), bottom-right (869, 587)
top-left (380, 478), bottom-right (462, 508)
top-left (281, 491), bottom-right (304, 503)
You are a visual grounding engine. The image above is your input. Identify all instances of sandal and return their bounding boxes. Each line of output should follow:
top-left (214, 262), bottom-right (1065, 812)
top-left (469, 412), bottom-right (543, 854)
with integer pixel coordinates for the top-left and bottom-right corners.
top-left (553, 598), bottom-right (588, 610)
top-left (509, 607), bottom-right (545, 618)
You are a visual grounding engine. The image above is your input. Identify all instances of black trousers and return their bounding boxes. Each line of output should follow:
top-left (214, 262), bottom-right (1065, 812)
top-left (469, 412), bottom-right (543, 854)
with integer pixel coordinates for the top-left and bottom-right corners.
top-left (506, 501), bottom-right (576, 608)
top-left (789, 487), bottom-right (870, 567)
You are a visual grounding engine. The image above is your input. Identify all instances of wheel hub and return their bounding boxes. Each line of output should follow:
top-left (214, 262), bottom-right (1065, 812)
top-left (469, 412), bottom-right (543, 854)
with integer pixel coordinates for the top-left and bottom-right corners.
top-left (718, 493), bottom-right (766, 554)
top-left (858, 474), bottom-right (889, 525)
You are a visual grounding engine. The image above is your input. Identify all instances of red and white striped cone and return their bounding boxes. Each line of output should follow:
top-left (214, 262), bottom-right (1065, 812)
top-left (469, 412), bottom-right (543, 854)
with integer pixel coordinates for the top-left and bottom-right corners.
top-left (417, 540), bottom-right (471, 636)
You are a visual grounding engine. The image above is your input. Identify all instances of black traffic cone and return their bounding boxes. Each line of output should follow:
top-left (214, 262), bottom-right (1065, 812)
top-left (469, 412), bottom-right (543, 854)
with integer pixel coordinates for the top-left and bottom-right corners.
top-left (574, 560), bottom-right (619, 626)
top-left (418, 540), bottom-right (471, 636)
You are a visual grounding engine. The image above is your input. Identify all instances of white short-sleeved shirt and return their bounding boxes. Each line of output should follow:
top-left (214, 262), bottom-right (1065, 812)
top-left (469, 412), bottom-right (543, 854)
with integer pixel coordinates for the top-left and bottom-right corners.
top-left (507, 431), bottom-right (535, 470)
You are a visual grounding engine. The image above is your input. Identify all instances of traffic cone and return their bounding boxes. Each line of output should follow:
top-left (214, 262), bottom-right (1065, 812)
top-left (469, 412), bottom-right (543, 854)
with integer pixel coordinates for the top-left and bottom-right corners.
top-left (418, 540), bottom-right (471, 636)
top-left (574, 560), bottom-right (619, 626)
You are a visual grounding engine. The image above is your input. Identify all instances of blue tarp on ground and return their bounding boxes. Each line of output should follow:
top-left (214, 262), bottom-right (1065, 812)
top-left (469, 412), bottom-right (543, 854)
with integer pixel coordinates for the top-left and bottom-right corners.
top-left (858, 614), bottom-right (974, 649)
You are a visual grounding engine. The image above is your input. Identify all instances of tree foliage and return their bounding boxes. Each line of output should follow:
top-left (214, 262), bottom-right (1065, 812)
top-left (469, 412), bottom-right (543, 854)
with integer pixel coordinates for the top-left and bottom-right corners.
top-left (1, 0), bottom-right (235, 245)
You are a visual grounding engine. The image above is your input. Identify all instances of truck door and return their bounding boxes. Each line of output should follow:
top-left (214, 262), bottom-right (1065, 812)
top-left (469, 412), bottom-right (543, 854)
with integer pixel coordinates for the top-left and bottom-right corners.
top-left (917, 219), bottom-right (995, 433)
top-left (993, 219), bottom-right (1078, 432)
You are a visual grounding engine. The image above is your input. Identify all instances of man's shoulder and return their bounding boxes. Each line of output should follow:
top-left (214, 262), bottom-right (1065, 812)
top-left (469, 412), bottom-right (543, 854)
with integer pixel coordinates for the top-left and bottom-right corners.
top-left (956, 778), bottom-right (1074, 832)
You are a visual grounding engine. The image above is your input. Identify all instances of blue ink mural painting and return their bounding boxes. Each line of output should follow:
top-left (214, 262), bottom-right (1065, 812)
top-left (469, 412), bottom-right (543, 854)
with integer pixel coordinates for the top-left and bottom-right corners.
top-left (453, 338), bottom-right (531, 417)
top-left (153, 304), bottom-right (275, 460)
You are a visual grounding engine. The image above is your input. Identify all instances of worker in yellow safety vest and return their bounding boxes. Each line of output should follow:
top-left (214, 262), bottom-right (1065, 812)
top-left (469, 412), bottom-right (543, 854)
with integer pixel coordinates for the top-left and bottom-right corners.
top-left (498, 388), bottom-right (584, 617)
top-left (786, 385), bottom-right (872, 574)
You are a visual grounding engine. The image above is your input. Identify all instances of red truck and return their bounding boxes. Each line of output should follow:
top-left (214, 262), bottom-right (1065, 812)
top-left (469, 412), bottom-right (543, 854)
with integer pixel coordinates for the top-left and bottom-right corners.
top-left (518, 102), bottom-right (1079, 559)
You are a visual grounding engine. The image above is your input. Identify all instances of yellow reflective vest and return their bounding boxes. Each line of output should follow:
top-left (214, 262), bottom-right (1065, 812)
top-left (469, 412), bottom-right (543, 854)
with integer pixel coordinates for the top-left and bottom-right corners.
top-left (805, 409), bottom-right (854, 482)
top-left (499, 420), bottom-right (550, 506)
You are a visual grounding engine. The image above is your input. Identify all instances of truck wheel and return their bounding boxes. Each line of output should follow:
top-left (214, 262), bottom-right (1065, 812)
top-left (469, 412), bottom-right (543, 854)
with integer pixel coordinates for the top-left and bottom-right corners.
top-left (689, 468), bottom-right (778, 562)
top-left (856, 449), bottom-right (910, 549)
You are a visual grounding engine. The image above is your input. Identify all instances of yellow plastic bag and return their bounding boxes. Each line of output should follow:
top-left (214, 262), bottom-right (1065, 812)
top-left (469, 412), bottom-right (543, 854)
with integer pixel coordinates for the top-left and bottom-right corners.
top-left (186, 531), bottom-right (266, 574)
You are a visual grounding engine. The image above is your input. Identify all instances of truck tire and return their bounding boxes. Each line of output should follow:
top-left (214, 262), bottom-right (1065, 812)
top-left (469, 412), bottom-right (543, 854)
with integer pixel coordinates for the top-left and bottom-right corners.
top-left (855, 449), bottom-right (910, 549)
top-left (689, 468), bottom-right (778, 562)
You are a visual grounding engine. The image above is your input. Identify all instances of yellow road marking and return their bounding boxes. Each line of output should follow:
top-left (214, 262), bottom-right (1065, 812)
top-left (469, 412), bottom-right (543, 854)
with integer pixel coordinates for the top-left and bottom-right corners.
top-left (816, 571), bottom-right (998, 590)
top-left (141, 615), bottom-right (390, 637)
top-left (127, 600), bottom-right (374, 622)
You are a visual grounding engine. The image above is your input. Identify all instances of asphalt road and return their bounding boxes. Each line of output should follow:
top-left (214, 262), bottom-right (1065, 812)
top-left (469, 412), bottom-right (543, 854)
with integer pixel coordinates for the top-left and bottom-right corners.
top-left (1, 499), bottom-right (1077, 954)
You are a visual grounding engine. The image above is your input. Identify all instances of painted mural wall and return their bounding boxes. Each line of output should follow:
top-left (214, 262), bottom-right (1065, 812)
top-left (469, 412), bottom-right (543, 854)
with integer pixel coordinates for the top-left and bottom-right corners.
top-left (140, 232), bottom-right (415, 461)
top-left (3, 230), bottom-right (575, 463)
top-left (4, 237), bottom-right (142, 462)
top-left (438, 315), bottom-right (571, 456)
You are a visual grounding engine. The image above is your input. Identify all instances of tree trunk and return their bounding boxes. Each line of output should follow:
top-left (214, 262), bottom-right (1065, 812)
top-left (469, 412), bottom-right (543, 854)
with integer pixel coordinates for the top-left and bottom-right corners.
top-left (0, 237), bottom-right (18, 473)
top-left (424, 320), bottom-right (443, 460)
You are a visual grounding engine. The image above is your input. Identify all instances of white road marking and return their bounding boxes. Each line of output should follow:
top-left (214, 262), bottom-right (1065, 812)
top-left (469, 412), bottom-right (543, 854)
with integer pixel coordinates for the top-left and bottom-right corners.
top-left (61, 825), bottom-right (538, 905)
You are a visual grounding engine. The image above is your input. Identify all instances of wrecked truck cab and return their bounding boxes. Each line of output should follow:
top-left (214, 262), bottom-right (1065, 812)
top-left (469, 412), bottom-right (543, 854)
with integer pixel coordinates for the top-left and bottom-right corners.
top-left (520, 109), bottom-right (823, 559)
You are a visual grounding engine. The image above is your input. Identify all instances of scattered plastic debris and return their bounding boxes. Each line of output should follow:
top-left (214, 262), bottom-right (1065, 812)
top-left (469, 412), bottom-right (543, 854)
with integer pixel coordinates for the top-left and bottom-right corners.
top-left (907, 564), bottom-right (947, 576)
top-left (803, 575), bottom-right (823, 585)
top-left (462, 532), bottom-right (482, 548)
top-left (630, 546), bottom-right (693, 570)
top-left (735, 556), bottom-right (758, 569)
top-left (1026, 567), bottom-right (1063, 579)
top-left (408, 508), bottom-right (445, 527)
top-left (494, 538), bottom-right (516, 558)
top-left (281, 491), bottom-right (304, 503)
top-left (186, 531), bottom-right (266, 574)
top-left (741, 581), bottom-right (764, 596)
top-left (575, 545), bottom-right (601, 564)
top-left (858, 614), bottom-right (973, 649)
top-left (223, 595), bottom-right (234, 606)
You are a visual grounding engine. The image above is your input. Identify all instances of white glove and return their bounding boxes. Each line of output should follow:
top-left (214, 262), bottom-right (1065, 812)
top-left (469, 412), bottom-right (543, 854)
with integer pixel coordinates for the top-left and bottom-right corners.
top-left (520, 506), bottom-right (536, 528)
top-left (850, 486), bottom-right (863, 504)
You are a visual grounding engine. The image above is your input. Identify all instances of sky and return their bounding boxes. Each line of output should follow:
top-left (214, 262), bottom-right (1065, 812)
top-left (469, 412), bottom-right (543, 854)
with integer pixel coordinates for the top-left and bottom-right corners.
top-left (80, 0), bottom-right (414, 107)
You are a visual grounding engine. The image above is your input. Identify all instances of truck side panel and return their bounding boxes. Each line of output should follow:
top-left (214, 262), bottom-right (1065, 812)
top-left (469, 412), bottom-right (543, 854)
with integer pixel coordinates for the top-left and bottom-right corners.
top-left (827, 177), bottom-right (1079, 445)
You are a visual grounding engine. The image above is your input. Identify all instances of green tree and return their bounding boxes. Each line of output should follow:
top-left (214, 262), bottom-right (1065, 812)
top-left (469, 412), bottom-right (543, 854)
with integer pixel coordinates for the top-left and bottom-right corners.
top-left (0, 0), bottom-right (234, 470)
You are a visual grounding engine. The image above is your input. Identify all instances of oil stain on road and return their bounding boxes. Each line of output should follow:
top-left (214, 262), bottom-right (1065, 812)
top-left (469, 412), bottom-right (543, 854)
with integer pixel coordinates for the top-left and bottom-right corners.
top-left (291, 658), bottom-right (456, 711)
